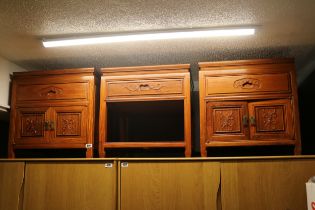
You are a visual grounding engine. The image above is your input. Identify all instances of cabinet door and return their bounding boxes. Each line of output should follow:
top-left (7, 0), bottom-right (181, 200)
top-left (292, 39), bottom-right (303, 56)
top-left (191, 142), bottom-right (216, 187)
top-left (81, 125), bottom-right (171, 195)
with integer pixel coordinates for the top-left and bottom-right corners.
top-left (51, 106), bottom-right (88, 143)
top-left (0, 162), bottom-right (25, 210)
top-left (221, 160), bottom-right (315, 210)
top-left (23, 162), bottom-right (117, 210)
top-left (15, 107), bottom-right (49, 144)
top-left (120, 161), bottom-right (220, 210)
top-left (206, 101), bottom-right (249, 142)
top-left (248, 99), bottom-right (294, 140)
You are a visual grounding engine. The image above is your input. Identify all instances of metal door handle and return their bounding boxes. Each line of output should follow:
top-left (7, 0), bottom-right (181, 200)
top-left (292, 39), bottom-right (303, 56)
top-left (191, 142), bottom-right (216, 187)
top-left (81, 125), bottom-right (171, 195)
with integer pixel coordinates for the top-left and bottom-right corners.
top-left (242, 115), bottom-right (248, 126)
top-left (249, 116), bottom-right (256, 126)
top-left (44, 121), bottom-right (50, 130)
top-left (44, 121), bottom-right (55, 130)
top-left (50, 121), bottom-right (55, 130)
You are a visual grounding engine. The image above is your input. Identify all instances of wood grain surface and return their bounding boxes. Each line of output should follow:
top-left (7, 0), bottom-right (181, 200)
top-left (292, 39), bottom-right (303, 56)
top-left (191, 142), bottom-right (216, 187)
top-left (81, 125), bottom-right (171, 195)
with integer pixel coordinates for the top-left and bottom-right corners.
top-left (221, 159), bottom-right (315, 210)
top-left (0, 162), bottom-right (25, 210)
top-left (120, 161), bottom-right (220, 210)
top-left (23, 162), bottom-right (117, 210)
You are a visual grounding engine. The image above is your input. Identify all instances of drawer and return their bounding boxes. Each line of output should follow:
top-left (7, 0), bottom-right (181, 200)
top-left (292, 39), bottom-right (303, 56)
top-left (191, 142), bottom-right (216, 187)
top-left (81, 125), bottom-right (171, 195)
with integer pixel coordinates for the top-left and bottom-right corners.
top-left (205, 73), bottom-right (291, 95)
top-left (106, 79), bottom-right (184, 98)
top-left (16, 83), bottom-right (88, 101)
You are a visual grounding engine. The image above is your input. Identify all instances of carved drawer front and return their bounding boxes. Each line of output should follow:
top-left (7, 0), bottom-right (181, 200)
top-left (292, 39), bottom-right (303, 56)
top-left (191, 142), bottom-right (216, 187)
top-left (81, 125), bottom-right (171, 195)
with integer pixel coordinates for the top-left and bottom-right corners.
top-left (16, 82), bottom-right (88, 101)
top-left (248, 99), bottom-right (294, 140)
top-left (206, 101), bottom-right (249, 142)
top-left (205, 73), bottom-right (290, 95)
top-left (106, 79), bottom-right (184, 98)
top-left (15, 107), bottom-right (49, 144)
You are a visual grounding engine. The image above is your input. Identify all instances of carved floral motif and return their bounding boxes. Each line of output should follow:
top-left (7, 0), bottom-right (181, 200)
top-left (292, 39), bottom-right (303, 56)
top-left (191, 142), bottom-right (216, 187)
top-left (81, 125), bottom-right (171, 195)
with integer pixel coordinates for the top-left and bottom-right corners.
top-left (57, 113), bottom-right (80, 136)
top-left (262, 108), bottom-right (278, 130)
top-left (22, 115), bottom-right (43, 137)
top-left (219, 111), bottom-right (235, 131)
top-left (62, 119), bottom-right (76, 135)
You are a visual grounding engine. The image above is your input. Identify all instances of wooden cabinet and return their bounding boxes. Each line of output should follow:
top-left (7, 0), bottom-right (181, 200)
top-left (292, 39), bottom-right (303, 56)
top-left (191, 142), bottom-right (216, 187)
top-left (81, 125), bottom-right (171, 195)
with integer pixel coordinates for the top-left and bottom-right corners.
top-left (199, 59), bottom-right (301, 156)
top-left (8, 68), bottom-right (95, 158)
top-left (99, 64), bottom-right (191, 157)
top-left (1, 157), bottom-right (315, 210)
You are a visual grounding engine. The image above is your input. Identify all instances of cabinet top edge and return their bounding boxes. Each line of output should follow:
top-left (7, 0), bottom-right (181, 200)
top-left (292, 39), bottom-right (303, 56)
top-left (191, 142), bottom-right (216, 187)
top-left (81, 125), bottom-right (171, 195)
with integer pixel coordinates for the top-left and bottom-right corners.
top-left (0, 158), bottom-right (116, 162)
top-left (101, 64), bottom-right (190, 74)
top-left (198, 58), bottom-right (294, 69)
top-left (13, 68), bottom-right (95, 77)
top-left (1, 155), bottom-right (315, 162)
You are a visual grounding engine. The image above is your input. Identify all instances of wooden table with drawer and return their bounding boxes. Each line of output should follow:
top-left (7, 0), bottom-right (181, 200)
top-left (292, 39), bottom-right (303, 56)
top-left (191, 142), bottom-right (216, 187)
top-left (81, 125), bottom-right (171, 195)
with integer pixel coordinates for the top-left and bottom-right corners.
top-left (199, 58), bottom-right (301, 157)
top-left (8, 68), bottom-right (95, 158)
top-left (99, 64), bottom-right (191, 157)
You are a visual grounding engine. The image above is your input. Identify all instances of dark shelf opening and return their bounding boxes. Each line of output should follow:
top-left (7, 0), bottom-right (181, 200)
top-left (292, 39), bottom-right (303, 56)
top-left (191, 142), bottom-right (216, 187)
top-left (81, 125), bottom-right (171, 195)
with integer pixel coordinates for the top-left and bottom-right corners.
top-left (14, 149), bottom-right (86, 158)
top-left (105, 148), bottom-right (185, 158)
top-left (206, 145), bottom-right (294, 157)
top-left (107, 100), bottom-right (184, 142)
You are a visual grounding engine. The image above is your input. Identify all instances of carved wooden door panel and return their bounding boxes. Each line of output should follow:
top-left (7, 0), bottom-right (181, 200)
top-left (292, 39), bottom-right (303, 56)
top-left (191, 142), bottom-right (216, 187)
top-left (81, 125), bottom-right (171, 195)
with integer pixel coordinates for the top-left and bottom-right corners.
top-left (15, 107), bottom-right (50, 144)
top-left (51, 106), bottom-right (87, 143)
top-left (248, 99), bottom-right (294, 140)
top-left (206, 101), bottom-right (249, 142)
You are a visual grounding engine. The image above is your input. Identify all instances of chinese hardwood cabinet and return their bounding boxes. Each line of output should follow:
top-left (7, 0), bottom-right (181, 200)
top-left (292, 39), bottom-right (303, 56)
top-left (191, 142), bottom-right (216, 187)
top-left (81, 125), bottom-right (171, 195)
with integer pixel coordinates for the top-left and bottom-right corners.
top-left (8, 68), bottom-right (95, 158)
top-left (199, 58), bottom-right (301, 157)
top-left (99, 64), bottom-right (191, 157)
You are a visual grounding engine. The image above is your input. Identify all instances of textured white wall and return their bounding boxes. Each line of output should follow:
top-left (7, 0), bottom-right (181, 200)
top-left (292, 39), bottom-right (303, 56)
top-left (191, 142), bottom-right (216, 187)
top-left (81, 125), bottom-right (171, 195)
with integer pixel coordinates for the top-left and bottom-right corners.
top-left (0, 57), bottom-right (25, 111)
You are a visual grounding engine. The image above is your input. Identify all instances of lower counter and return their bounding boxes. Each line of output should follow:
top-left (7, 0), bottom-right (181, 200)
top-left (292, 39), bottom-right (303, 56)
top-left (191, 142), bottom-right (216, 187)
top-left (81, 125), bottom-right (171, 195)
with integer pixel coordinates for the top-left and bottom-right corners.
top-left (1, 156), bottom-right (315, 210)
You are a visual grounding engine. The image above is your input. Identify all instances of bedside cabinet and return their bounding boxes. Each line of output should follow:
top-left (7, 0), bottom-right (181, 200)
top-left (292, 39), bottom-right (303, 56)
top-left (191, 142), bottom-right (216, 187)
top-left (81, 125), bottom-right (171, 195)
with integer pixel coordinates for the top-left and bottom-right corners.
top-left (199, 58), bottom-right (301, 157)
top-left (99, 64), bottom-right (191, 157)
top-left (8, 68), bottom-right (95, 158)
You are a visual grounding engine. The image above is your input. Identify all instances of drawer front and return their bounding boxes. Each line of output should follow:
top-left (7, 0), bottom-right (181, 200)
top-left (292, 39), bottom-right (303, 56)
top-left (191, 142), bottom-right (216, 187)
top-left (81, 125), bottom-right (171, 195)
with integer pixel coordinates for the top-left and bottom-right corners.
top-left (107, 79), bottom-right (184, 97)
top-left (16, 83), bottom-right (88, 101)
top-left (205, 73), bottom-right (290, 95)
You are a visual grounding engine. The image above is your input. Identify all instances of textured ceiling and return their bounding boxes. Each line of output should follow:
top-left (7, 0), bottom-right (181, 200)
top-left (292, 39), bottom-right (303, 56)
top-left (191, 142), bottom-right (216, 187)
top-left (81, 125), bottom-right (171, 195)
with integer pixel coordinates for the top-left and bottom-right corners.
top-left (0, 0), bottom-right (315, 84)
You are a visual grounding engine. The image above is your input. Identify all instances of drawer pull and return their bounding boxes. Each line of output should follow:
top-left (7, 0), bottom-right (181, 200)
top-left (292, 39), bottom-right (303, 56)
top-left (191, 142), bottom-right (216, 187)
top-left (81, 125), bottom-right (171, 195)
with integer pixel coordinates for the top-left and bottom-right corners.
top-left (40, 86), bottom-right (63, 97)
top-left (47, 89), bottom-right (57, 94)
top-left (139, 84), bottom-right (150, 90)
top-left (249, 116), bottom-right (256, 126)
top-left (233, 78), bottom-right (261, 89)
top-left (125, 83), bottom-right (165, 92)
top-left (242, 115), bottom-right (248, 127)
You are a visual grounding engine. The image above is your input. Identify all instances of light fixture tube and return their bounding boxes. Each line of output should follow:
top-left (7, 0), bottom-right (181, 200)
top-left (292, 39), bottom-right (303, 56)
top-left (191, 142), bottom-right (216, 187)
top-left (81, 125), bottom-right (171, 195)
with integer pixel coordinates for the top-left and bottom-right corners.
top-left (43, 28), bottom-right (255, 48)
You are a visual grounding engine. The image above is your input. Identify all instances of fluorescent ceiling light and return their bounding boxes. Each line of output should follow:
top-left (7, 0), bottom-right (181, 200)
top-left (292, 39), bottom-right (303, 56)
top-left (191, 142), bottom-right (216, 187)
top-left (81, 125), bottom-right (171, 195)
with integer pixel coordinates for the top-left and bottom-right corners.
top-left (43, 28), bottom-right (255, 48)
